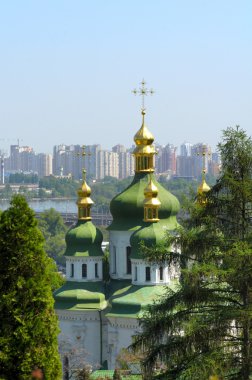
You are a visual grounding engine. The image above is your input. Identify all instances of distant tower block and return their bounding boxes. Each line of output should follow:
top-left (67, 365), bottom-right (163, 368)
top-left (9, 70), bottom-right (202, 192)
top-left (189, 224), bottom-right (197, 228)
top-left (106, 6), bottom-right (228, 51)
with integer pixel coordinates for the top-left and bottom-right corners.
top-left (1, 157), bottom-right (4, 185)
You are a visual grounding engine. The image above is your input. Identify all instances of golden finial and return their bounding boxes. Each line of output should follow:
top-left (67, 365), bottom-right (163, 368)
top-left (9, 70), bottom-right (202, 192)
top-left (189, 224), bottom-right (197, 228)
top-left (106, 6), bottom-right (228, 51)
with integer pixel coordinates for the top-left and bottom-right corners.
top-left (196, 144), bottom-right (211, 203)
top-left (132, 79), bottom-right (154, 110)
top-left (143, 175), bottom-right (161, 222)
top-left (76, 147), bottom-right (93, 220)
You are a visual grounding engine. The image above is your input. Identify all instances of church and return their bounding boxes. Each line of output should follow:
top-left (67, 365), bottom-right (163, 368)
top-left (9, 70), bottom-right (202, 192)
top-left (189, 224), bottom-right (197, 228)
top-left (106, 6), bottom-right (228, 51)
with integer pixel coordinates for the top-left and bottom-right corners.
top-left (54, 101), bottom-right (182, 373)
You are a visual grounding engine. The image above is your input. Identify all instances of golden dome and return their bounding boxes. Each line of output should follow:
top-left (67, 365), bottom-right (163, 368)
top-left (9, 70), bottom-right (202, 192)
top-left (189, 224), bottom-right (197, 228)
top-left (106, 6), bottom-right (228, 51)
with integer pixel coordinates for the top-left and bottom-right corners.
top-left (134, 109), bottom-right (154, 146)
top-left (76, 170), bottom-right (94, 220)
top-left (143, 177), bottom-right (161, 222)
top-left (144, 179), bottom-right (158, 198)
top-left (77, 181), bottom-right (92, 198)
top-left (197, 178), bottom-right (211, 195)
top-left (133, 109), bottom-right (156, 173)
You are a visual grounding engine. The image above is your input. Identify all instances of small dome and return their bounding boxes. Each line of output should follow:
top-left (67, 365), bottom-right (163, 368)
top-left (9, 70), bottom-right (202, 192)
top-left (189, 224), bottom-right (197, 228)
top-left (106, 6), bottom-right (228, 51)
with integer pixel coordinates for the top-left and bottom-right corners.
top-left (77, 180), bottom-right (92, 198)
top-left (134, 109), bottom-right (154, 146)
top-left (65, 220), bottom-right (103, 257)
top-left (130, 222), bottom-right (167, 259)
top-left (144, 179), bottom-right (158, 198)
top-left (197, 178), bottom-right (211, 195)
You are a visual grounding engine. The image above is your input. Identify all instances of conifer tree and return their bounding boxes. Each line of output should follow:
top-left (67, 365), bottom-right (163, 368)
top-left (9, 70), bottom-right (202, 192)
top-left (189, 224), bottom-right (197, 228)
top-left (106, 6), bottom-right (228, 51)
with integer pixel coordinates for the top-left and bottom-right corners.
top-left (0, 195), bottom-right (62, 379)
top-left (132, 127), bottom-right (252, 379)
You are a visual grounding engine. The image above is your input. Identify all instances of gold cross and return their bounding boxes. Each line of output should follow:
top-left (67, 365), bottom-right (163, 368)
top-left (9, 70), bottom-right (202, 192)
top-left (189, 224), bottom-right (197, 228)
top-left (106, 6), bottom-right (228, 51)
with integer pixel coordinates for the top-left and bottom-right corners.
top-left (76, 145), bottom-right (92, 180)
top-left (197, 144), bottom-right (211, 174)
top-left (132, 79), bottom-right (154, 109)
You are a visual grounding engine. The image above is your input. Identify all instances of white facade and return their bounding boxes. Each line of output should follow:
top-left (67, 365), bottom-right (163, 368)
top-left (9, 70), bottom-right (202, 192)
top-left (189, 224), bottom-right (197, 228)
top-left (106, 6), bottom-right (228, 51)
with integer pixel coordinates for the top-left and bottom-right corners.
top-left (57, 309), bottom-right (106, 370)
top-left (65, 256), bottom-right (103, 282)
top-left (106, 316), bottom-right (139, 369)
top-left (109, 230), bottom-right (133, 279)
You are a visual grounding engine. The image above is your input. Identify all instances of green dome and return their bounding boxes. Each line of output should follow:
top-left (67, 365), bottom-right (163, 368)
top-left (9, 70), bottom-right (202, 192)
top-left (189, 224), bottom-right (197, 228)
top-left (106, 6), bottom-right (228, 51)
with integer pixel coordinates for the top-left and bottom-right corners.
top-left (65, 220), bottom-right (103, 257)
top-left (130, 222), bottom-right (167, 259)
top-left (108, 172), bottom-right (180, 231)
top-left (54, 281), bottom-right (106, 310)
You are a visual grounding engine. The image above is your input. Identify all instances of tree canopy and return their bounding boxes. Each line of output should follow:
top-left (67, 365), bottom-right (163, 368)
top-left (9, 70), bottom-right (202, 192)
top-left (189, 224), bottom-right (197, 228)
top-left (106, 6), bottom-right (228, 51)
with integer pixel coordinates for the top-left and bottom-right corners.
top-left (38, 208), bottom-right (67, 266)
top-left (0, 195), bottom-right (62, 379)
top-left (132, 127), bottom-right (252, 380)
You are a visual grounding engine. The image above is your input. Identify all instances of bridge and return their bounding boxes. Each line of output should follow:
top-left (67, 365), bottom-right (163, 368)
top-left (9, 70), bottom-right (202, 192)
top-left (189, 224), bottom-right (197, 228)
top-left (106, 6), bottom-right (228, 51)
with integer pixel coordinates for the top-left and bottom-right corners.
top-left (35, 211), bottom-right (112, 226)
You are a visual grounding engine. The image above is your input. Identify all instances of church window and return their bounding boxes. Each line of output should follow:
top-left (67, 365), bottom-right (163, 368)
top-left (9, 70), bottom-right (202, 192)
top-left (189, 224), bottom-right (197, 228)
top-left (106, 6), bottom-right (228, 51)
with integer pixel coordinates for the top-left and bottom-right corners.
top-left (145, 266), bottom-right (151, 281)
top-left (63, 356), bottom-right (69, 380)
top-left (95, 263), bottom-right (99, 278)
top-left (82, 264), bottom-right (87, 278)
top-left (113, 246), bottom-right (117, 274)
top-left (159, 266), bottom-right (163, 281)
top-left (134, 266), bottom-right (138, 281)
top-left (148, 209), bottom-right (152, 219)
top-left (126, 246), bottom-right (132, 274)
top-left (70, 263), bottom-right (74, 278)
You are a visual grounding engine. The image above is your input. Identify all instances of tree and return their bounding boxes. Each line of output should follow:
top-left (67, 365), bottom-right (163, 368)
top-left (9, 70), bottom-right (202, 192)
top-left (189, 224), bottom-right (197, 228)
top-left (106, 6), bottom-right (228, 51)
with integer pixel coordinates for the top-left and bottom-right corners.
top-left (0, 195), bottom-right (62, 379)
top-left (132, 127), bottom-right (252, 379)
top-left (38, 208), bottom-right (67, 265)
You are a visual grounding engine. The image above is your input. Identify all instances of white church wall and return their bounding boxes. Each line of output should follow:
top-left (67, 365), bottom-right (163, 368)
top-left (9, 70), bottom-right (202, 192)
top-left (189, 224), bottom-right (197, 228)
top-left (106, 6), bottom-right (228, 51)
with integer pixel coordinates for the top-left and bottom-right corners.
top-left (57, 310), bottom-right (103, 371)
top-left (107, 317), bottom-right (139, 369)
top-left (109, 230), bottom-right (134, 279)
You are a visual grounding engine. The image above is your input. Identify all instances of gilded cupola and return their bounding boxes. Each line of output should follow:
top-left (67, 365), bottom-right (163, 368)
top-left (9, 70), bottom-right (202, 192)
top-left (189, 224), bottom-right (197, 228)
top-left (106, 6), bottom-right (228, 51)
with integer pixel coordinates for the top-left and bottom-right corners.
top-left (77, 169), bottom-right (94, 220)
top-left (197, 145), bottom-right (211, 204)
top-left (133, 109), bottom-right (156, 173)
top-left (143, 176), bottom-right (161, 222)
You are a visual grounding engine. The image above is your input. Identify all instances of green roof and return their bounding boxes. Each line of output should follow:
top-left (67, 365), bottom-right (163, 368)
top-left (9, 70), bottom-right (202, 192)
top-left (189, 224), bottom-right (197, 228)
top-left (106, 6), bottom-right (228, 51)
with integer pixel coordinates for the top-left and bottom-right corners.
top-left (54, 281), bottom-right (107, 310)
top-left (65, 220), bottom-right (104, 257)
top-left (106, 280), bottom-right (168, 318)
top-left (108, 172), bottom-right (180, 231)
top-left (54, 279), bottom-right (179, 315)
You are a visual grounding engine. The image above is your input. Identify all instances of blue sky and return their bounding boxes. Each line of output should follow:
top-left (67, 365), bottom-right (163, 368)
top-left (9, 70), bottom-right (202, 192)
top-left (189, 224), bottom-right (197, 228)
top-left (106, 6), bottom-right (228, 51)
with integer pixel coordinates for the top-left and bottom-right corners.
top-left (0, 1), bottom-right (252, 154)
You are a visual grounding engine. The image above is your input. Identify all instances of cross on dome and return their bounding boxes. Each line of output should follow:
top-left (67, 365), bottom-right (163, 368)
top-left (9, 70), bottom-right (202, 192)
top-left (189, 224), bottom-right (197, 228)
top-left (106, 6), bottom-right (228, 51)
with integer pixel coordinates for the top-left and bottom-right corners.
top-left (132, 79), bottom-right (154, 110)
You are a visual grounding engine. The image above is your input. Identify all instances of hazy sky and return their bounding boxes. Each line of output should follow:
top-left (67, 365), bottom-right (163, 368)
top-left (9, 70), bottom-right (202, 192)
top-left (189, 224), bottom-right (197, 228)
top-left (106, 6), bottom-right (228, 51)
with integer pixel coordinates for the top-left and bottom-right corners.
top-left (0, 1), bottom-right (252, 154)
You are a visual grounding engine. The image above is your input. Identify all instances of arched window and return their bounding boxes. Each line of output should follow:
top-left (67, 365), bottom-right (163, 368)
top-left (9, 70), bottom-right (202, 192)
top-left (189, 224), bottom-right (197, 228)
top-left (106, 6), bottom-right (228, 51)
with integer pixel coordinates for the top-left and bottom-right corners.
top-left (145, 266), bottom-right (151, 282)
top-left (63, 356), bottom-right (69, 380)
top-left (113, 246), bottom-right (117, 274)
top-left (95, 263), bottom-right (99, 278)
top-left (70, 263), bottom-right (74, 278)
top-left (134, 266), bottom-right (138, 281)
top-left (126, 246), bottom-right (132, 274)
top-left (159, 266), bottom-right (163, 281)
top-left (82, 263), bottom-right (87, 278)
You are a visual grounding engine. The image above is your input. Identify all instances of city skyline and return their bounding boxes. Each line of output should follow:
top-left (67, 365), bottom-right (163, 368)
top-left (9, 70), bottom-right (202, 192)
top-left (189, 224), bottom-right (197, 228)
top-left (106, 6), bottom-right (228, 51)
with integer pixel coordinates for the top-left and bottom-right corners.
top-left (2, 140), bottom-right (219, 183)
top-left (0, 1), bottom-right (252, 153)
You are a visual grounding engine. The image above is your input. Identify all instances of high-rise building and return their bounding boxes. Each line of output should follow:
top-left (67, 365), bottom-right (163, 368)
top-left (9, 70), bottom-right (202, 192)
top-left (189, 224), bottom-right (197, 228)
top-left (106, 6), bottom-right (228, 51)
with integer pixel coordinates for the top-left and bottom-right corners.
top-left (180, 142), bottom-right (192, 157)
top-left (157, 144), bottom-right (177, 174)
top-left (36, 153), bottom-right (53, 177)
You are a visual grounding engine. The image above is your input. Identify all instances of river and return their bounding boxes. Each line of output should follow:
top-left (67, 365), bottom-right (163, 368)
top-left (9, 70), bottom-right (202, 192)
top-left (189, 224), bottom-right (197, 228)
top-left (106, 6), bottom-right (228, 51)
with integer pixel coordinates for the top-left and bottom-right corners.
top-left (0, 199), bottom-right (78, 213)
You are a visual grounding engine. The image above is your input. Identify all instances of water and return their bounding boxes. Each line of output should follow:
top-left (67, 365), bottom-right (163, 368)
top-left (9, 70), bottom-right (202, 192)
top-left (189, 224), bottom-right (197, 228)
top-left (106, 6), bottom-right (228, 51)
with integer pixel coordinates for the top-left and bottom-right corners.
top-left (0, 199), bottom-right (77, 213)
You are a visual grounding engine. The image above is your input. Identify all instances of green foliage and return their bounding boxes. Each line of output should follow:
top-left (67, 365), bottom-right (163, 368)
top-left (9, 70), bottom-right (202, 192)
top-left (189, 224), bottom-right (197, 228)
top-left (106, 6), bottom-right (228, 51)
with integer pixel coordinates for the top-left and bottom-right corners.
top-left (8, 172), bottom-right (38, 184)
top-left (132, 127), bottom-right (252, 380)
top-left (0, 195), bottom-right (62, 379)
top-left (0, 184), bottom-right (13, 200)
top-left (39, 176), bottom-right (79, 198)
top-left (103, 248), bottom-right (110, 283)
top-left (38, 208), bottom-right (67, 265)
